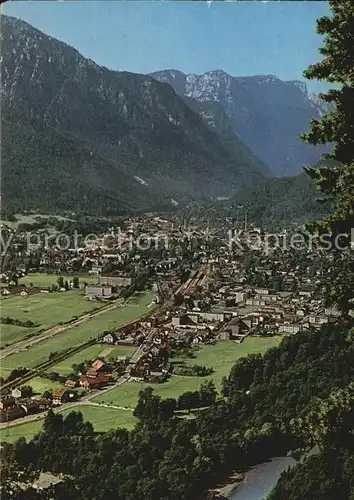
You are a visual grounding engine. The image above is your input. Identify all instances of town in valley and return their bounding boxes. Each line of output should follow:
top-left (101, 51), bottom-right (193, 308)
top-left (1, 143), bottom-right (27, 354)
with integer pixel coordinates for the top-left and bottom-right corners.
top-left (0, 213), bottom-right (344, 434)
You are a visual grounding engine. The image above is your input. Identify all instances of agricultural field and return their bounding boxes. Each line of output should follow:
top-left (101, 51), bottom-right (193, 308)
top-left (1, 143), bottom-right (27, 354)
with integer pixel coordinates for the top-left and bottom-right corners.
top-left (0, 324), bottom-right (35, 347)
top-left (0, 417), bottom-right (44, 443)
top-left (1, 290), bottom-right (102, 347)
top-left (19, 273), bottom-right (99, 289)
top-left (51, 345), bottom-right (136, 376)
top-left (174, 336), bottom-right (282, 388)
top-left (0, 404), bottom-right (136, 444)
top-left (0, 335), bottom-right (280, 444)
top-left (93, 377), bottom-right (205, 409)
top-left (93, 336), bottom-right (282, 408)
top-left (29, 377), bottom-right (67, 394)
top-left (59, 405), bottom-right (136, 432)
top-left (0, 292), bottom-right (155, 378)
top-left (0, 213), bottom-right (74, 230)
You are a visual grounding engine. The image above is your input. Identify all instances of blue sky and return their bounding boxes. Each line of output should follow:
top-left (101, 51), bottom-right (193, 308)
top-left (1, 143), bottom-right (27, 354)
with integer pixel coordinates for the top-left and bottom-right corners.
top-left (4, 1), bottom-right (330, 93)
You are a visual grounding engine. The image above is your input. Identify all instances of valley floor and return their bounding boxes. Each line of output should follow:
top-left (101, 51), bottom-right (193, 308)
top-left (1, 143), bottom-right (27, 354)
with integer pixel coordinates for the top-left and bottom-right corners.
top-left (0, 336), bottom-right (281, 442)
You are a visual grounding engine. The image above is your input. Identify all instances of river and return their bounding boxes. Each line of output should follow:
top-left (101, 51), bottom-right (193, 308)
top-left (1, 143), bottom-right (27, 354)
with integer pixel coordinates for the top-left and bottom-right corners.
top-left (230, 457), bottom-right (296, 500)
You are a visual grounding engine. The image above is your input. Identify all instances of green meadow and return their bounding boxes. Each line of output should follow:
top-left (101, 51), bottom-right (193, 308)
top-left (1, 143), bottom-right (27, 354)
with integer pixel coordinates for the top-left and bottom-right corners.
top-left (0, 404), bottom-right (137, 444)
top-left (51, 345), bottom-right (136, 376)
top-left (0, 213), bottom-right (74, 230)
top-left (19, 273), bottom-right (99, 289)
top-left (93, 336), bottom-right (282, 408)
top-left (0, 336), bottom-right (281, 444)
top-left (1, 292), bottom-right (155, 378)
top-left (1, 290), bottom-right (101, 347)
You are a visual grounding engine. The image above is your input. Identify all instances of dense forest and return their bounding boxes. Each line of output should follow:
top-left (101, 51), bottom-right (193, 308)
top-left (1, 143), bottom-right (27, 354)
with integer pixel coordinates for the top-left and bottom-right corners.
top-left (269, 383), bottom-right (354, 500)
top-left (1, 323), bottom-right (354, 499)
top-left (227, 171), bottom-right (330, 229)
top-left (269, 444), bottom-right (354, 500)
top-left (268, 0), bottom-right (354, 497)
top-left (175, 170), bottom-right (331, 231)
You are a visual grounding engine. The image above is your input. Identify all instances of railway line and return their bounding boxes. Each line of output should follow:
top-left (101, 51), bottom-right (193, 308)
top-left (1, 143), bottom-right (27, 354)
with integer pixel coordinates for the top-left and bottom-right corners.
top-left (0, 297), bottom-right (162, 395)
top-left (0, 298), bottom-right (124, 361)
top-left (0, 265), bottom-right (206, 396)
top-left (0, 265), bottom-right (209, 435)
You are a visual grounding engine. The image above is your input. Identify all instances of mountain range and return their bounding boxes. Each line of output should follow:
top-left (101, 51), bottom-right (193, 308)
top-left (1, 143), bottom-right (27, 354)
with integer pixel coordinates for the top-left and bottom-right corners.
top-left (1, 15), bottom-right (329, 218)
top-left (1, 15), bottom-right (269, 215)
top-left (150, 69), bottom-right (330, 177)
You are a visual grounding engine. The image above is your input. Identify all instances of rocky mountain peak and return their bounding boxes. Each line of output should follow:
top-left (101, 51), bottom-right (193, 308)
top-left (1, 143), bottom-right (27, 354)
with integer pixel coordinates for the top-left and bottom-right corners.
top-left (150, 68), bottom-right (330, 176)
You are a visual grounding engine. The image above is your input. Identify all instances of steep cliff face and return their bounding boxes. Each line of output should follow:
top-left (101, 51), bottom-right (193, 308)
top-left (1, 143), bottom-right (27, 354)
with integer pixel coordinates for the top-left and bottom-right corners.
top-left (1, 16), bottom-right (269, 213)
top-left (151, 69), bottom-right (330, 177)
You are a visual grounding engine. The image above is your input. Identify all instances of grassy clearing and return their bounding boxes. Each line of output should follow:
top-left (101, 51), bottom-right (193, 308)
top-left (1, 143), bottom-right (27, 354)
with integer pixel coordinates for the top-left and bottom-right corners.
top-left (0, 404), bottom-right (136, 444)
top-left (51, 345), bottom-right (136, 376)
top-left (93, 336), bottom-right (282, 408)
top-left (94, 378), bottom-right (208, 408)
top-left (0, 292), bottom-right (155, 378)
top-left (29, 377), bottom-right (66, 394)
top-left (1, 291), bottom-right (101, 347)
top-left (0, 214), bottom-right (74, 230)
top-left (0, 324), bottom-right (35, 346)
top-left (175, 336), bottom-right (281, 388)
top-left (0, 214), bottom-right (41, 229)
top-left (0, 418), bottom-right (44, 443)
top-left (59, 405), bottom-right (136, 432)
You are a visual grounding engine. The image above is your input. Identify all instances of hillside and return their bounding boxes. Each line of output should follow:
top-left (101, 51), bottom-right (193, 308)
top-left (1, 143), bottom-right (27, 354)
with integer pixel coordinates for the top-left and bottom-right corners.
top-left (1, 16), bottom-right (269, 214)
top-left (150, 69), bottom-right (331, 177)
top-left (230, 172), bottom-right (330, 228)
top-left (177, 171), bottom-right (330, 229)
top-left (1, 110), bottom-right (159, 214)
top-left (182, 96), bottom-right (272, 179)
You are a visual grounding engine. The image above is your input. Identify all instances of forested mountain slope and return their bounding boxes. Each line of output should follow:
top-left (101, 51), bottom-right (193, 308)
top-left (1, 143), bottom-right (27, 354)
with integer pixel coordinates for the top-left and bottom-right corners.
top-left (151, 69), bottom-right (332, 177)
top-left (1, 15), bottom-right (269, 213)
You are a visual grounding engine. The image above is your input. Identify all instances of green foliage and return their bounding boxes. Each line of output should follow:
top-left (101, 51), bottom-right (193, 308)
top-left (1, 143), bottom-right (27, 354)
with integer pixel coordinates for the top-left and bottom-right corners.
top-left (301, 0), bottom-right (354, 315)
top-left (185, 171), bottom-right (330, 230)
top-left (56, 277), bottom-right (64, 289)
top-left (300, 384), bottom-right (354, 449)
top-left (133, 387), bottom-right (176, 423)
top-left (1, 111), bottom-right (145, 215)
top-left (2, 323), bottom-right (354, 499)
top-left (269, 384), bottom-right (354, 500)
top-left (5, 367), bottom-right (29, 383)
top-left (231, 171), bottom-right (330, 229)
top-left (0, 317), bottom-right (39, 328)
top-left (173, 364), bottom-right (214, 377)
top-left (1, 16), bottom-right (272, 215)
top-left (269, 447), bottom-right (354, 500)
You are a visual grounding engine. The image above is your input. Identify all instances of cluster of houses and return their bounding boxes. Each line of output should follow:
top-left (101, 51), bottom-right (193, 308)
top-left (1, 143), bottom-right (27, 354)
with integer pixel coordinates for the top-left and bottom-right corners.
top-left (69, 359), bottom-right (113, 390)
top-left (1, 216), bottom-right (346, 427)
top-left (0, 385), bottom-right (75, 423)
top-left (178, 251), bottom-right (343, 338)
top-left (0, 360), bottom-right (119, 423)
top-left (110, 248), bottom-right (344, 367)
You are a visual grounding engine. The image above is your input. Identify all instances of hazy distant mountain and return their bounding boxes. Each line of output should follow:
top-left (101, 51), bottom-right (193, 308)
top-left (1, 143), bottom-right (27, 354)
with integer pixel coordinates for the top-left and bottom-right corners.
top-left (1, 16), bottom-right (269, 214)
top-left (150, 69), bottom-right (331, 177)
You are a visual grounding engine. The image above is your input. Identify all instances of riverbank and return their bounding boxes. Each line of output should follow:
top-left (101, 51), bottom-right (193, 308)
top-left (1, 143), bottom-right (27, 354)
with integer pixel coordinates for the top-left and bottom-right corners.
top-left (230, 457), bottom-right (296, 500)
top-left (209, 456), bottom-right (297, 500)
top-left (209, 471), bottom-right (245, 499)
